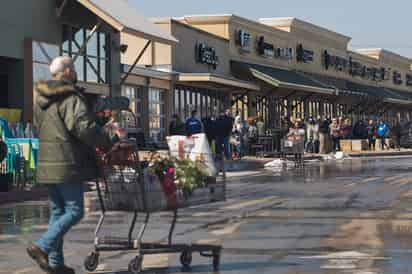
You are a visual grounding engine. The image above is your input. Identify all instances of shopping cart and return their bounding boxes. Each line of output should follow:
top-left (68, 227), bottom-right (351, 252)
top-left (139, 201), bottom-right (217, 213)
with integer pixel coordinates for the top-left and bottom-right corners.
top-left (84, 113), bottom-right (225, 274)
top-left (281, 138), bottom-right (305, 167)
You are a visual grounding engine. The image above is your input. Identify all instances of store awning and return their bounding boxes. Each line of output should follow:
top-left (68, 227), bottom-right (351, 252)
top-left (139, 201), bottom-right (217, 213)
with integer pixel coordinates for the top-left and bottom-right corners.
top-left (302, 72), bottom-right (412, 105)
top-left (383, 88), bottom-right (412, 105)
top-left (178, 73), bottom-right (260, 91)
top-left (77, 0), bottom-right (178, 45)
top-left (231, 61), bottom-right (336, 95)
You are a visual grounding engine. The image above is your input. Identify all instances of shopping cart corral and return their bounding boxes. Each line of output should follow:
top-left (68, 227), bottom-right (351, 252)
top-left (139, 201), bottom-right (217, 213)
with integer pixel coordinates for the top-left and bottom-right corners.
top-left (84, 142), bottom-right (225, 273)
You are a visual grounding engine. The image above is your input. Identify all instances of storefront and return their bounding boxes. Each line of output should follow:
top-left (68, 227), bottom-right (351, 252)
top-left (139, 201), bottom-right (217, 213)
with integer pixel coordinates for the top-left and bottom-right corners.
top-left (122, 19), bottom-right (259, 144)
top-left (170, 15), bottom-right (412, 128)
top-left (0, 0), bottom-right (177, 123)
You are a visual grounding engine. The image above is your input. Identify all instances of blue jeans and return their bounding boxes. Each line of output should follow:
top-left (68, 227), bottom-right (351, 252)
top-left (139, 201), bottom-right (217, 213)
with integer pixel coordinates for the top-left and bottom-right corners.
top-left (36, 183), bottom-right (84, 267)
top-left (216, 136), bottom-right (231, 160)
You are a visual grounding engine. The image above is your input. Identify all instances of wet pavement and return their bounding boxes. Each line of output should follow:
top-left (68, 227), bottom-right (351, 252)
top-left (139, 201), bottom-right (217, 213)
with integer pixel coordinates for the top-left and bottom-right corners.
top-left (1, 156), bottom-right (412, 273)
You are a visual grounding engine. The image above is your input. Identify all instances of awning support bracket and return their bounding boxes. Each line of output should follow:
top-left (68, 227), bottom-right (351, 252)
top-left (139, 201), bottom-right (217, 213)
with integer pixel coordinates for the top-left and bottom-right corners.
top-left (56, 0), bottom-right (69, 18)
top-left (120, 40), bottom-right (152, 86)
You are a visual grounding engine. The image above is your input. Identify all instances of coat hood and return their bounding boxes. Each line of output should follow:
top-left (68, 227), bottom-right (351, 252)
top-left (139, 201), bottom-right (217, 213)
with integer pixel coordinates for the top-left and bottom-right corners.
top-left (35, 80), bottom-right (78, 109)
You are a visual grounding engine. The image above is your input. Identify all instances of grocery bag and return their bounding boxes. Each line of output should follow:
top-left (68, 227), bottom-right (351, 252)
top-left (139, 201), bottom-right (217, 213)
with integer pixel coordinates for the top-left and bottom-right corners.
top-left (167, 134), bottom-right (217, 176)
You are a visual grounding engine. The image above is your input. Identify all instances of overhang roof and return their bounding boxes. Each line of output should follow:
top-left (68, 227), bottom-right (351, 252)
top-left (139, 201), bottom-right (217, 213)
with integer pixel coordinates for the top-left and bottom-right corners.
top-left (302, 72), bottom-right (412, 105)
top-left (178, 73), bottom-right (260, 91)
top-left (77, 0), bottom-right (178, 45)
top-left (231, 61), bottom-right (336, 95)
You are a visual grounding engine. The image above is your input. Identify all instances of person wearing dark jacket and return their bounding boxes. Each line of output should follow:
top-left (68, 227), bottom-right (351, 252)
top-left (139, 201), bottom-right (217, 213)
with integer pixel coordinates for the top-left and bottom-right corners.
top-left (202, 116), bottom-right (216, 145)
top-left (366, 120), bottom-right (377, 151)
top-left (169, 114), bottom-right (185, 136)
top-left (215, 109), bottom-right (234, 160)
top-left (392, 121), bottom-right (402, 150)
top-left (27, 57), bottom-right (115, 274)
top-left (185, 110), bottom-right (203, 136)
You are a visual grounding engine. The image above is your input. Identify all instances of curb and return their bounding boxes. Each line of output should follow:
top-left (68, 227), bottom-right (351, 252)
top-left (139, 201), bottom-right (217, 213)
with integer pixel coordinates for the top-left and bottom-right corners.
top-left (0, 187), bottom-right (48, 205)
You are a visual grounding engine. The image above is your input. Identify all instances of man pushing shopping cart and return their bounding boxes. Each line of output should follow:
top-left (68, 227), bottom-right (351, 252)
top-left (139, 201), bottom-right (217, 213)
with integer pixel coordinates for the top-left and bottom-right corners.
top-left (26, 56), bottom-right (122, 274)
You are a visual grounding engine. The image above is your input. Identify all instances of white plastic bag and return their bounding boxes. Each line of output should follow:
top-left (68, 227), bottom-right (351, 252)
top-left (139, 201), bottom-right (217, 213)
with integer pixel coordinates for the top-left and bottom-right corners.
top-left (167, 134), bottom-right (217, 176)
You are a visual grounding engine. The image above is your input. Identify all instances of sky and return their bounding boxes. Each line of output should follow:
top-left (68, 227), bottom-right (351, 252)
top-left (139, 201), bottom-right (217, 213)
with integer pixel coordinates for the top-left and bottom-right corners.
top-left (131, 0), bottom-right (412, 59)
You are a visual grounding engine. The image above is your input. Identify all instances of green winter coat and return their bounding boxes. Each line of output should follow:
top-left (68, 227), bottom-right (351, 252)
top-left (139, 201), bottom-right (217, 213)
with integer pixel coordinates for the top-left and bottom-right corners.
top-left (34, 79), bottom-right (112, 184)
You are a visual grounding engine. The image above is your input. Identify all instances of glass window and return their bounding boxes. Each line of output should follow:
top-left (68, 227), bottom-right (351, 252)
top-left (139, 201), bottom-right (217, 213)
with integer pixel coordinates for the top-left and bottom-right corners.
top-left (121, 85), bottom-right (142, 131)
top-left (32, 41), bottom-right (59, 83)
top-left (62, 25), bottom-right (109, 84)
top-left (149, 88), bottom-right (166, 144)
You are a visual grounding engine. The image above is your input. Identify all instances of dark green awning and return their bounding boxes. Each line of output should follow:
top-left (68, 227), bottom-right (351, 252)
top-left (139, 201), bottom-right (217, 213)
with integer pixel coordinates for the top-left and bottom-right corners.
top-left (231, 61), bottom-right (336, 95)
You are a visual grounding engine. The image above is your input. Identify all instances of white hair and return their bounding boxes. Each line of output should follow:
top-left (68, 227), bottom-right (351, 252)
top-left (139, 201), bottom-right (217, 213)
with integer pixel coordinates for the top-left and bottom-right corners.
top-left (49, 56), bottom-right (74, 76)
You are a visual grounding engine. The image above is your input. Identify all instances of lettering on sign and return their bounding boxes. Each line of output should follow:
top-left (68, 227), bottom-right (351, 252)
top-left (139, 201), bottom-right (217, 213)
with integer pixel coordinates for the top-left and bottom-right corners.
top-left (296, 44), bottom-right (314, 63)
top-left (393, 70), bottom-right (403, 85)
top-left (323, 50), bottom-right (348, 71)
top-left (322, 51), bottom-right (390, 82)
top-left (275, 47), bottom-right (295, 60)
top-left (256, 36), bottom-right (275, 58)
top-left (235, 30), bottom-right (251, 53)
top-left (406, 74), bottom-right (412, 87)
top-left (195, 43), bottom-right (219, 69)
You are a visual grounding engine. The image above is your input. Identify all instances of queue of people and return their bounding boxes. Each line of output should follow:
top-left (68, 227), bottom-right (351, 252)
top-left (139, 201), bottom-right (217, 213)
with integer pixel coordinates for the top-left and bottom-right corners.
top-left (284, 116), bottom-right (395, 154)
top-left (169, 110), bottom-right (268, 160)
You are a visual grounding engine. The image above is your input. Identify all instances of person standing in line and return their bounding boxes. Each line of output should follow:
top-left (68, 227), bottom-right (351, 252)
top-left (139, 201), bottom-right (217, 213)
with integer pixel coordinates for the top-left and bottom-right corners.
top-left (27, 56), bottom-right (116, 274)
top-left (215, 109), bottom-right (234, 160)
top-left (169, 114), bottom-right (186, 136)
top-left (329, 118), bottom-right (341, 153)
top-left (247, 117), bottom-right (258, 155)
top-left (391, 120), bottom-right (402, 151)
top-left (377, 120), bottom-right (389, 150)
top-left (256, 117), bottom-right (266, 137)
top-left (319, 116), bottom-right (330, 154)
top-left (185, 110), bottom-right (203, 136)
top-left (366, 119), bottom-right (377, 151)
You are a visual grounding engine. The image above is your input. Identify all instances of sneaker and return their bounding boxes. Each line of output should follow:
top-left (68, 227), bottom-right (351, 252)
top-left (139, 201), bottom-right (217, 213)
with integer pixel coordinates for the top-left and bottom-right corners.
top-left (27, 244), bottom-right (51, 272)
top-left (48, 265), bottom-right (75, 274)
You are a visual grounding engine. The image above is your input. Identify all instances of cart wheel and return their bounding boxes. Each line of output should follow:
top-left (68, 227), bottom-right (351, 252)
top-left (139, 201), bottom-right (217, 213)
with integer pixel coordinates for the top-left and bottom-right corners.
top-left (180, 251), bottom-right (192, 268)
top-left (128, 256), bottom-right (143, 274)
top-left (84, 252), bottom-right (99, 272)
top-left (212, 252), bottom-right (220, 271)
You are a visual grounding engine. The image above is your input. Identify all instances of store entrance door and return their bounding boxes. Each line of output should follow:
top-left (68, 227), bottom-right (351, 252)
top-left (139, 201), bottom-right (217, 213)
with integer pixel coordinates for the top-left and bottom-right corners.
top-left (0, 73), bottom-right (8, 108)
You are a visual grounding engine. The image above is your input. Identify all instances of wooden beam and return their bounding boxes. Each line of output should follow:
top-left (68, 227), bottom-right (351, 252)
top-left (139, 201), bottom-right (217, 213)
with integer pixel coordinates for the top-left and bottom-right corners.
top-left (56, 0), bottom-right (69, 18)
top-left (120, 40), bottom-right (152, 86)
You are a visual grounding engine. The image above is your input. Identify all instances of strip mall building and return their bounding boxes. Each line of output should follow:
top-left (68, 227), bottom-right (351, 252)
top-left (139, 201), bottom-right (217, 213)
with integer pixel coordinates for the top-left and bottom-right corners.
top-left (121, 14), bottom-right (412, 142)
top-left (2, 3), bottom-right (412, 144)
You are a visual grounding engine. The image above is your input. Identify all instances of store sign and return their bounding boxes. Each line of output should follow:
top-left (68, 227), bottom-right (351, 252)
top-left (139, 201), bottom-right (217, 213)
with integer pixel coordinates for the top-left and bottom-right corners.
top-left (296, 44), bottom-right (314, 63)
top-left (406, 74), bottom-right (412, 86)
top-left (235, 30), bottom-right (251, 53)
top-left (256, 36), bottom-right (275, 58)
top-left (349, 58), bottom-right (389, 81)
top-left (323, 50), bottom-right (348, 71)
top-left (195, 43), bottom-right (219, 69)
top-left (393, 70), bottom-right (403, 85)
top-left (323, 50), bottom-right (391, 82)
top-left (275, 47), bottom-right (295, 60)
